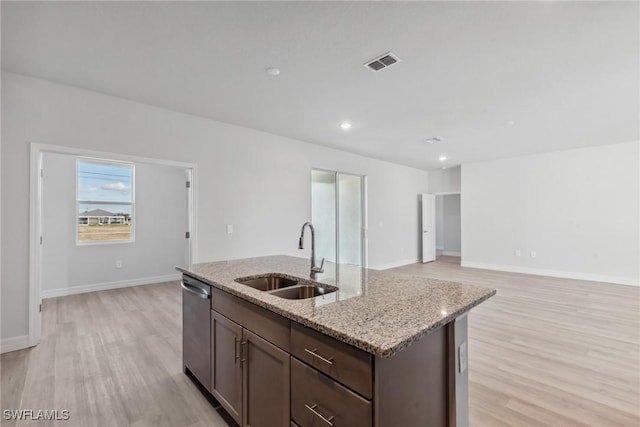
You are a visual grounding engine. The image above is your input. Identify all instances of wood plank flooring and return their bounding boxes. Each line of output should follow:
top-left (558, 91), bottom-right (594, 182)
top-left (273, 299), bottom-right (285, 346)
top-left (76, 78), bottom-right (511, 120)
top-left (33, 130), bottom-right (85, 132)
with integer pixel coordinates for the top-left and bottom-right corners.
top-left (1, 282), bottom-right (228, 427)
top-left (398, 257), bottom-right (640, 426)
top-left (1, 257), bottom-right (638, 426)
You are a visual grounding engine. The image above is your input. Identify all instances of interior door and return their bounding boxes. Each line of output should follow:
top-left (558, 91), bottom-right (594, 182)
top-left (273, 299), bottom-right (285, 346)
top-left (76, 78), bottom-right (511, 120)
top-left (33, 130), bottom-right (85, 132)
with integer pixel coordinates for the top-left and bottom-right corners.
top-left (422, 194), bottom-right (436, 263)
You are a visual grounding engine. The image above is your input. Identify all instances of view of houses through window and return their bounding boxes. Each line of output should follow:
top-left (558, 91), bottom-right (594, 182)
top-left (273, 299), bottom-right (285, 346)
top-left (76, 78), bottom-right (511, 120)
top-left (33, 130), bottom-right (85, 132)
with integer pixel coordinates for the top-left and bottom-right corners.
top-left (77, 159), bottom-right (134, 243)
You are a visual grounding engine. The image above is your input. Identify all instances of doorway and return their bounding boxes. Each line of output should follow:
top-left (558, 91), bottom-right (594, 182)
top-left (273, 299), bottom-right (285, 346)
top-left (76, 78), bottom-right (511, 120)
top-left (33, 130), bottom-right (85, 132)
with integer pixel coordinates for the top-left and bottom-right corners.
top-left (435, 193), bottom-right (461, 262)
top-left (28, 143), bottom-right (197, 348)
top-left (311, 170), bottom-right (367, 267)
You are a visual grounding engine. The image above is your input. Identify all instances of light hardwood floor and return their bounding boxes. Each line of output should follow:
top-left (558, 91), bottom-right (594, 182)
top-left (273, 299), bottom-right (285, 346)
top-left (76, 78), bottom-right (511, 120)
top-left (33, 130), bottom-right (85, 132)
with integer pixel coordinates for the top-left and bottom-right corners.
top-left (2, 257), bottom-right (639, 426)
top-left (398, 257), bottom-right (640, 427)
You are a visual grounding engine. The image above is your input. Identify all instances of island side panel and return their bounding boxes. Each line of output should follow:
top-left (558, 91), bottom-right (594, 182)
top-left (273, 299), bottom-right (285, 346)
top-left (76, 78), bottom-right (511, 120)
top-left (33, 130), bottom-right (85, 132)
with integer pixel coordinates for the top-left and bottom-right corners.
top-left (448, 315), bottom-right (469, 427)
top-left (373, 325), bottom-right (448, 427)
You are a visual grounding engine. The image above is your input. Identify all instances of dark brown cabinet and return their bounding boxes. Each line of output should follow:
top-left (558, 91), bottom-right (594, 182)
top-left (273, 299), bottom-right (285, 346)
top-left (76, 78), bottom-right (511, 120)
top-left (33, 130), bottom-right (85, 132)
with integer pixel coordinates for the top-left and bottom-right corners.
top-left (243, 329), bottom-right (290, 427)
top-left (211, 309), bottom-right (290, 427)
top-left (291, 357), bottom-right (371, 427)
top-left (185, 275), bottom-right (452, 427)
top-left (211, 310), bottom-right (243, 425)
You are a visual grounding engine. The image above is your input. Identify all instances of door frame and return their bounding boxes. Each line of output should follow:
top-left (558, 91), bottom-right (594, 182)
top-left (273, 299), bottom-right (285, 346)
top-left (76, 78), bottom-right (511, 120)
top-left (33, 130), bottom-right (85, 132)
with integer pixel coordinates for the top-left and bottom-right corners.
top-left (28, 142), bottom-right (198, 348)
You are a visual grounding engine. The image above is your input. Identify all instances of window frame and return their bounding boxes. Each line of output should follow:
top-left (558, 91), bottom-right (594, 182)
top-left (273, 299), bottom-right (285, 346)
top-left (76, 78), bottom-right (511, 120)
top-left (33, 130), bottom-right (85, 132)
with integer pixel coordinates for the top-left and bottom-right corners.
top-left (76, 157), bottom-right (136, 245)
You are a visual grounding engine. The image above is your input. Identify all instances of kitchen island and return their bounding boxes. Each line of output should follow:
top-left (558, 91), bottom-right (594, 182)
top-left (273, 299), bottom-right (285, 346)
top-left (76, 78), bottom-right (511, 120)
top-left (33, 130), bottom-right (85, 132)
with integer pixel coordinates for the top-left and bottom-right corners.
top-left (177, 255), bottom-right (495, 427)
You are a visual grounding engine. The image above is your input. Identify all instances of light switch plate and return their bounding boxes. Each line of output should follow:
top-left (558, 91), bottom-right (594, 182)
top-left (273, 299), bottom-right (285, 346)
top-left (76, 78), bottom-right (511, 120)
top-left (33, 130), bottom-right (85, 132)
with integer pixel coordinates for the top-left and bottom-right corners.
top-left (226, 224), bottom-right (233, 234)
top-left (458, 341), bottom-right (468, 373)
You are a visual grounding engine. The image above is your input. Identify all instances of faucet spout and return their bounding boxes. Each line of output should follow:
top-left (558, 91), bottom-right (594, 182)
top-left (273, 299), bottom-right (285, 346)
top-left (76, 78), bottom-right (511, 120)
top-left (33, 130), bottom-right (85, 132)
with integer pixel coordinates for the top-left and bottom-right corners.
top-left (298, 222), bottom-right (324, 278)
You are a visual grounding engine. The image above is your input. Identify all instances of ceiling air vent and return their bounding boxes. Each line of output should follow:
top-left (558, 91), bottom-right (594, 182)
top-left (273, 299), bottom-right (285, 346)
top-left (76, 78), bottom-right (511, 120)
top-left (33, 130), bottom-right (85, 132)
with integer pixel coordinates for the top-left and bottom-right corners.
top-left (364, 52), bottom-right (401, 72)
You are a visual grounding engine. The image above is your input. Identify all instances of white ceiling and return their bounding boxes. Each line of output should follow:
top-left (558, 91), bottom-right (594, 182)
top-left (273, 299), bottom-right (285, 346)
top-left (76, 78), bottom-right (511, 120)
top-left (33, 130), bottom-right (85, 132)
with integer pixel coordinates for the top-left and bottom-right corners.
top-left (2, 1), bottom-right (638, 170)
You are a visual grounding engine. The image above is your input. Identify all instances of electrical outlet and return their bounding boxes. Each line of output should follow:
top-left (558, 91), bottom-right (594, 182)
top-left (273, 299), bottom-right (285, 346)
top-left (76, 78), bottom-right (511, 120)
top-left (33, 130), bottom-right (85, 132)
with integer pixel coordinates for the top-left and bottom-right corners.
top-left (514, 250), bottom-right (521, 257)
top-left (530, 251), bottom-right (537, 258)
top-left (115, 260), bottom-right (123, 269)
top-left (226, 224), bottom-right (233, 234)
top-left (458, 341), bottom-right (468, 373)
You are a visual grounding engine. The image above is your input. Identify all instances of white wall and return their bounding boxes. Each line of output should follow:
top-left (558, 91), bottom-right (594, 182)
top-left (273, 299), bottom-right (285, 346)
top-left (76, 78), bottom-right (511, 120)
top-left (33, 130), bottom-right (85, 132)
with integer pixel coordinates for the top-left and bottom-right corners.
top-left (41, 152), bottom-right (187, 297)
top-left (461, 141), bottom-right (640, 285)
top-left (428, 166), bottom-right (461, 194)
top-left (1, 72), bottom-right (429, 341)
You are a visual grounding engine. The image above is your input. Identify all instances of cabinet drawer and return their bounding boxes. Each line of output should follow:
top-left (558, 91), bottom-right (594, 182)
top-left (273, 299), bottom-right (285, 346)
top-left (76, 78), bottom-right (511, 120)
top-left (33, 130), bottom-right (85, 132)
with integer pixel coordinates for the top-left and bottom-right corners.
top-left (291, 322), bottom-right (372, 398)
top-left (291, 358), bottom-right (371, 427)
top-left (212, 287), bottom-right (290, 352)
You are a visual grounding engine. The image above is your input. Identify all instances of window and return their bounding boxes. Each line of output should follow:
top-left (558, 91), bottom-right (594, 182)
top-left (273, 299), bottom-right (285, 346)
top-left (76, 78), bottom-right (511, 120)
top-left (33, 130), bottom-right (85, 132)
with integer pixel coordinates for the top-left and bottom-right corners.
top-left (76, 158), bottom-right (134, 244)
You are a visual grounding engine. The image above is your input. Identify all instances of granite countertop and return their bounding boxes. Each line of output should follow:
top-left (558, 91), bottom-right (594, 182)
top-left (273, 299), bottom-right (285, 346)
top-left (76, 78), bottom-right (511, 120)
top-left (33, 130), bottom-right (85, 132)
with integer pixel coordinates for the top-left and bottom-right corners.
top-left (177, 255), bottom-right (495, 358)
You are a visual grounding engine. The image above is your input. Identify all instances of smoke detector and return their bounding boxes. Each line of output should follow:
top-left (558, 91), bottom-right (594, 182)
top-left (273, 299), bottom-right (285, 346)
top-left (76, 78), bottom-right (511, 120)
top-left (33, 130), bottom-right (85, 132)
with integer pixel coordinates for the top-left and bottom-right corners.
top-left (364, 52), bottom-right (401, 72)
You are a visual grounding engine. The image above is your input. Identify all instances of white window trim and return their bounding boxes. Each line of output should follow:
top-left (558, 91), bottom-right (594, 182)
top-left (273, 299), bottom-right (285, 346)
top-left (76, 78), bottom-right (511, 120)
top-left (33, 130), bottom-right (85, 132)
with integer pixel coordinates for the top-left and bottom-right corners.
top-left (76, 157), bottom-right (136, 245)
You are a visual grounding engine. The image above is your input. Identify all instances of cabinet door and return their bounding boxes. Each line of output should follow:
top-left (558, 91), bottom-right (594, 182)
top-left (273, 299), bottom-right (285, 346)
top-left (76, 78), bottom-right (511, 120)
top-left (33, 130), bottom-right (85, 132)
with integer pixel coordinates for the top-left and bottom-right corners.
top-left (211, 310), bottom-right (243, 425)
top-left (243, 329), bottom-right (290, 427)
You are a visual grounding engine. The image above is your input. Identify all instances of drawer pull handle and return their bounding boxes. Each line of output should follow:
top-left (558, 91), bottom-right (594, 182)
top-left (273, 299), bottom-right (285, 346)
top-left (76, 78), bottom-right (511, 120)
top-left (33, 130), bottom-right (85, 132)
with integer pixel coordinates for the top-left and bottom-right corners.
top-left (305, 403), bottom-right (334, 426)
top-left (304, 348), bottom-right (334, 365)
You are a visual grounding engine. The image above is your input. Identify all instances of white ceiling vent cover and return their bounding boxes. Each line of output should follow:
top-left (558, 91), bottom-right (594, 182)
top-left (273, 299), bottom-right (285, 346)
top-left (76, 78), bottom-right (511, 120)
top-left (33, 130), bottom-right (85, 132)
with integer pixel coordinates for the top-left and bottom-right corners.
top-left (364, 52), bottom-right (401, 72)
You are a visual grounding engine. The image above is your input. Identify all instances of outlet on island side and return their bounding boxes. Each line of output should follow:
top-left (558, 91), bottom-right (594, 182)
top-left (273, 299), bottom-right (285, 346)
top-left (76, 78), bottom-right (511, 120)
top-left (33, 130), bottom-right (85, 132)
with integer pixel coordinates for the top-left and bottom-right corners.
top-left (458, 341), bottom-right (468, 373)
top-left (116, 260), bottom-right (123, 269)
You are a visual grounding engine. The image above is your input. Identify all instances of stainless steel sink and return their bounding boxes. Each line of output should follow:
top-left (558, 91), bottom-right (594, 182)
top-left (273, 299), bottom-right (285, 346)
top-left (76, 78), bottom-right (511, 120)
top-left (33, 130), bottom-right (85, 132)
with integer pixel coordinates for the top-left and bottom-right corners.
top-left (235, 274), bottom-right (337, 300)
top-left (269, 285), bottom-right (336, 300)
top-left (235, 274), bottom-right (298, 291)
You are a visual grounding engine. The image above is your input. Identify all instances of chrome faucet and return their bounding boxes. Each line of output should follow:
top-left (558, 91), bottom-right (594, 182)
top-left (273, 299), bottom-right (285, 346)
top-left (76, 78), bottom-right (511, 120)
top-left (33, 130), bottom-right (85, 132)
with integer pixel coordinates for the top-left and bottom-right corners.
top-left (298, 222), bottom-right (325, 278)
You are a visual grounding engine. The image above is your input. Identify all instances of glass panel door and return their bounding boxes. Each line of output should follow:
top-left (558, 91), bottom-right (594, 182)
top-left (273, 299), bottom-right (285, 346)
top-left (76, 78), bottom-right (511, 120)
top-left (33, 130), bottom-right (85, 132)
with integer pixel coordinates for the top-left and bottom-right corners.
top-left (311, 170), bottom-right (365, 267)
top-left (337, 173), bottom-right (362, 266)
top-left (311, 170), bottom-right (337, 264)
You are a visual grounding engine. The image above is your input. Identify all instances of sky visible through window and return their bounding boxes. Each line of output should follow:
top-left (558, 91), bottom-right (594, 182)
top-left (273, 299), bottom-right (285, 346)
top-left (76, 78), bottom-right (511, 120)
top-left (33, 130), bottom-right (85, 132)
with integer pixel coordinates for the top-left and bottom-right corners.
top-left (77, 160), bottom-right (133, 243)
top-left (77, 161), bottom-right (133, 213)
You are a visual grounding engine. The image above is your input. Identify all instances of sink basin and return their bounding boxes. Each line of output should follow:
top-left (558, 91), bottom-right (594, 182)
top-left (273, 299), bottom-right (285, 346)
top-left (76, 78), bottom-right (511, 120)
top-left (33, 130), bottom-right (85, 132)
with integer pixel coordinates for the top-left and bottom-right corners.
top-left (235, 274), bottom-right (298, 291)
top-left (235, 274), bottom-right (337, 300)
top-left (269, 285), bottom-right (336, 300)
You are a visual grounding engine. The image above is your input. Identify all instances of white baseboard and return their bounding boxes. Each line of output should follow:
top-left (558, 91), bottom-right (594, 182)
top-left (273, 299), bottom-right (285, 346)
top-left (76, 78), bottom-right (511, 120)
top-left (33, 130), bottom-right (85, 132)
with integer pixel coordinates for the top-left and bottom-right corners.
top-left (441, 251), bottom-right (461, 257)
top-left (370, 258), bottom-right (419, 270)
top-left (42, 273), bottom-right (182, 299)
top-left (460, 261), bottom-right (639, 286)
top-left (1, 335), bottom-right (31, 354)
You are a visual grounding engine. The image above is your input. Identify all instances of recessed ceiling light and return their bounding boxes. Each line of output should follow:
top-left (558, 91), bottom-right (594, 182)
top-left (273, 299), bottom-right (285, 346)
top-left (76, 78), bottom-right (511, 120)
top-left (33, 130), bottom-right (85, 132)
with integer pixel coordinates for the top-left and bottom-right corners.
top-left (505, 120), bottom-right (516, 126)
top-left (439, 155), bottom-right (447, 161)
top-left (425, 137), bottom-right (442, 144)
top-left (339, 122), bottom-right (352, 130)
top-left (265, 67), bottom-right (280, 76)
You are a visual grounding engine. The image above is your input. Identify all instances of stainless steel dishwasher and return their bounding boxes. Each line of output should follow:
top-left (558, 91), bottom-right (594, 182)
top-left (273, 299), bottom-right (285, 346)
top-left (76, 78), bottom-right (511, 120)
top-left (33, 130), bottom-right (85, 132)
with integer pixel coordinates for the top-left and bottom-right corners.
top-left (182, 275), bottom-right (212, 392)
